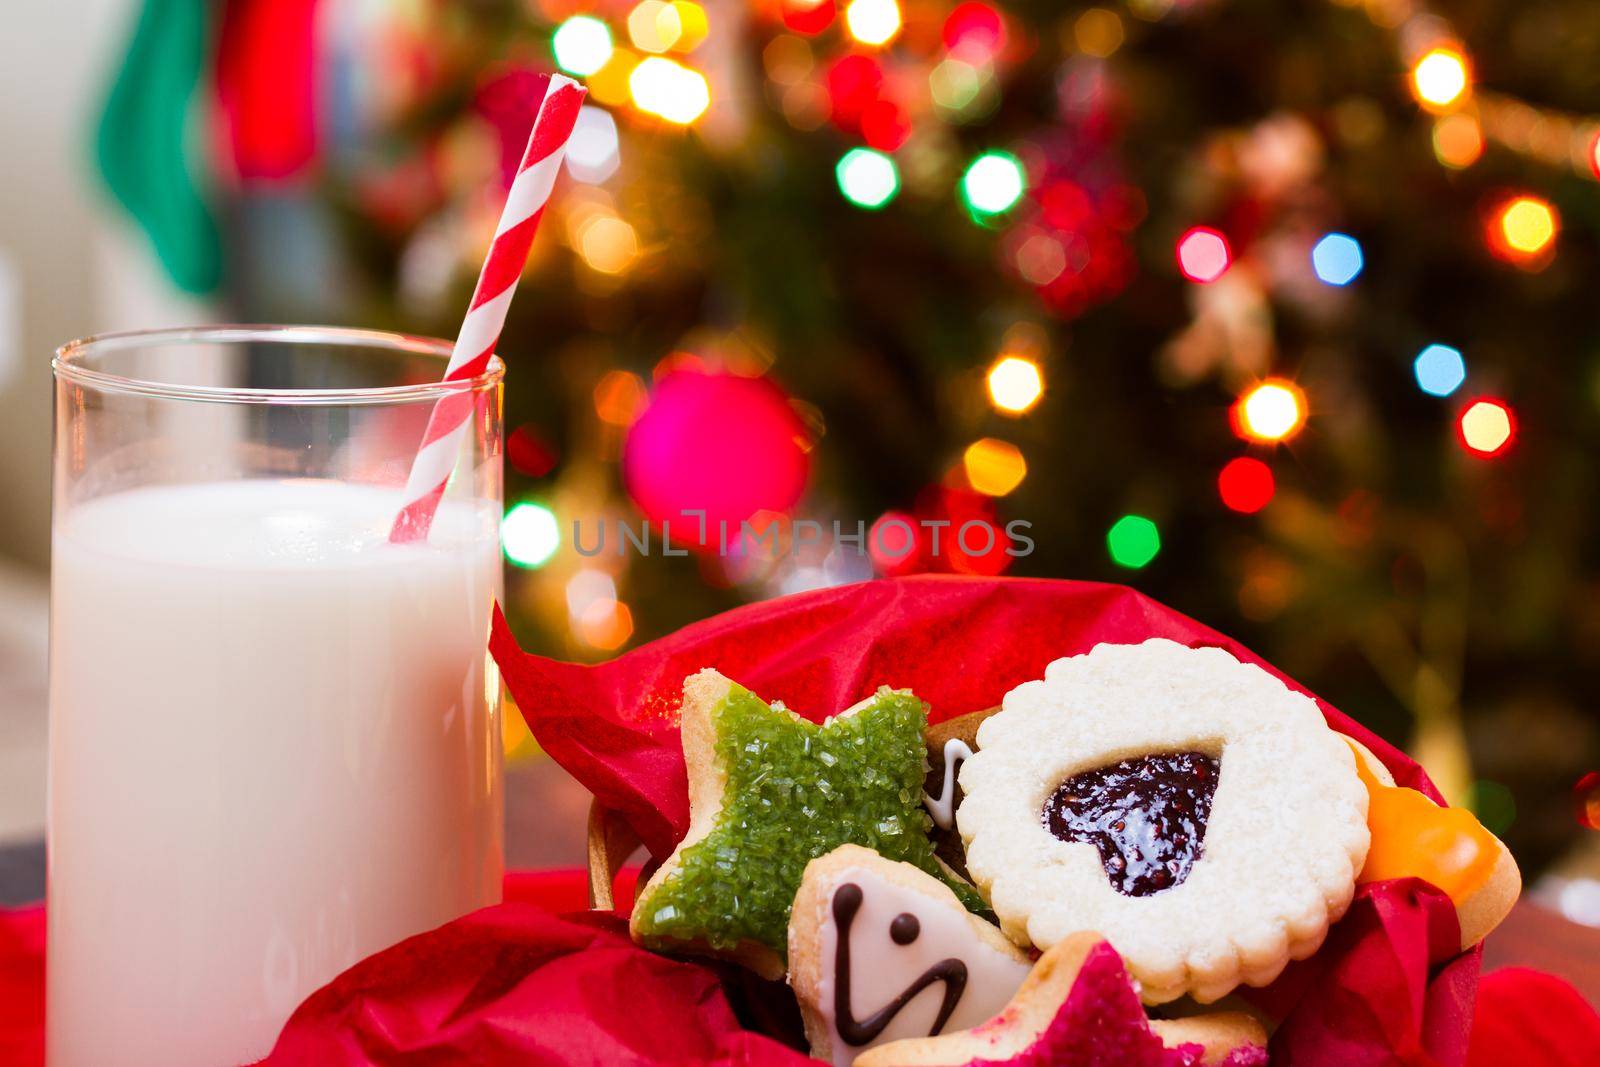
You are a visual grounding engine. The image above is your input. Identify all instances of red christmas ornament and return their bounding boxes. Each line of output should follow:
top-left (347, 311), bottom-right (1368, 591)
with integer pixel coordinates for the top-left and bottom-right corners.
top-left (622, 370), bottom-right (811, 550)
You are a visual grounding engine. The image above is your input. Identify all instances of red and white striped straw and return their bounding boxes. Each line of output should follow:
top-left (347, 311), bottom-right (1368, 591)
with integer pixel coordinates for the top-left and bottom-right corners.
top-left (390, 73), bottom-right (586, 543)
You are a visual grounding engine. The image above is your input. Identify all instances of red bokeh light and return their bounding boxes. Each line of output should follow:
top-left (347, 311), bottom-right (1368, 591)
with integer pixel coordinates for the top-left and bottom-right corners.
top-left (1576, 771), bottom-right (1600, 831)
top-left (942, 2), bottom-right (1005, 56)
top-left (1456, 397), bottom-right (1516, 458)
top-left (825, 53), bottom-right (885, 127)
top-left (1217, 457), bottom-right (1276, 514)
top-left (780, 0), bottom-right (837, 36)
top-left (507, 424), bottom-right (558, 478)
top-left (860, 99), bottom-right (911, 152)
top-left (1176, 226), bottom-right (1231, 282)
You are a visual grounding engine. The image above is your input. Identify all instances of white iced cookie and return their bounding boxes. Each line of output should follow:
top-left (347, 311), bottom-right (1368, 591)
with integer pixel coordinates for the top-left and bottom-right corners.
top-left (788, 845), bottom-right (1033, 1067)
top-left (958, 639), bottom-right (1370, 1005)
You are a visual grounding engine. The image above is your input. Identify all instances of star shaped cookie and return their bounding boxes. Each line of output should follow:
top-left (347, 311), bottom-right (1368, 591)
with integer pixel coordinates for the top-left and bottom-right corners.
top-left (855, 933), bottom-right (1269, 1067)
top-left (631, 669), bottom-right (983, 979)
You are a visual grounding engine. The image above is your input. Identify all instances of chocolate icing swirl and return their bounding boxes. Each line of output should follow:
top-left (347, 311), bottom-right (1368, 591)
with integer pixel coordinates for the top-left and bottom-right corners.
top-left (831, 882), bottom-right (968, 1046)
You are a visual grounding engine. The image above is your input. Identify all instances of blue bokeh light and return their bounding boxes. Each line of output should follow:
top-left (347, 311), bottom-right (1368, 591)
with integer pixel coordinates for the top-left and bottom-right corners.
top-left (1311, 232), bottom-right (1364, 286)
top-left (1413, 344), bottom-right (1467, 397)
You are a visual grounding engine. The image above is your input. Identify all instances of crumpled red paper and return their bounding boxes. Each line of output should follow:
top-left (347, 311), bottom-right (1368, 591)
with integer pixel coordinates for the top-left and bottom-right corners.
top-left (7, 576), bottom-right (1599, 1065)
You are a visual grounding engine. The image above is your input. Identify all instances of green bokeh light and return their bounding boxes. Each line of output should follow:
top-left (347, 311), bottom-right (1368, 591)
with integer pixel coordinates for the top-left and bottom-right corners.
top-left (1107, 514), bottom-right (1161, 569)
top-left (835, 148), bottom-right (900, 210)
top-left (503, 501), bottom-right (561, 568)
top-left (960, 150), bottom-right (1025, 217)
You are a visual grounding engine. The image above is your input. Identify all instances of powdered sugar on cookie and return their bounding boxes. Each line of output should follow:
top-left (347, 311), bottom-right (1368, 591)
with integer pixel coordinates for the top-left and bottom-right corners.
top-left (958, 639), bottom-right (1370, 1004)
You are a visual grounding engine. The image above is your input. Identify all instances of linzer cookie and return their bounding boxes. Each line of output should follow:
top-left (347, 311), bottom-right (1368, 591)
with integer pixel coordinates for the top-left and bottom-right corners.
top-left (630, 670), bottom-right (984, 979)
top-left (788, 845), bottom-right (1033, 1067)
top-left (855, 933), bottom-right (1269, 1067)
top-left (958, 639), bottom-right (1370, 1004)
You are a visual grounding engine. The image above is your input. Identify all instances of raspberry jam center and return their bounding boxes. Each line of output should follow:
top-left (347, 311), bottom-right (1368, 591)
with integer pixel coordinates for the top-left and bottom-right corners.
top-left (1041, 751), bottom-right (1219, 897)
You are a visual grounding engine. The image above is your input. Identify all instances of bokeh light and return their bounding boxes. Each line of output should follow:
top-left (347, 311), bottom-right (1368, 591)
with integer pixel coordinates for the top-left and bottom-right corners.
top-left (1458, 398), bottom-right (1515, 456)
top-left (781, 0), bottom-right (836, 36)
top-left (962, 438), bottom-right (1027, 495)
top-left (576, 214), bottom-right (639, 274)
top-left (503, 502), bottom-right (560, 568)
top-left (629, 56), bottom-right (711, 124)
top-left (628, 1), bottom-right (680, 54)
top-left (1073, 8), bottom-right (1125, 58)
top-left (986, 355), bottom-right (1044, 414)
top-left (1176, 227), bottom-right (1231, 283)
top-left (1413, 343), bottom-right (1466, 397)
top-left (594, 369), bottom-right (647, 425)
top-left (565, 106), bottom-right (621, 183)
top-left (668, 3), bottom-right (709, 52)
top-left (835, 147), bottom-right (900, 209)
top-left (845, 0), bottom-right (902, 47)
top-left (943, 2), bottom-right (1005, 57)
top-left (1493, 196), bottom-right (1558, 259)
top-left (576, 597), bottom-right (634, 650)
top-left (552, 15), bottom-right (615, 77)
top-left (1234, 379), bottom-right (1306, 443)
top-left (960, 151), bottom-right (1026, 216)
top-left (1107, 514), bottom-right (1161, 569)
top-left (1311, 232), bottom-right (1364, 286)
top-left (1412, 47), bottom-right (1469, 110)
top-left (869, 510), bottom-right (923, 575)
top-left (1217, 457), bottom-right (1276, 514)
top-left (1432, 114), bottom-right (1483, 168)
top-left (1576, 771), bottom-right (1600, 831)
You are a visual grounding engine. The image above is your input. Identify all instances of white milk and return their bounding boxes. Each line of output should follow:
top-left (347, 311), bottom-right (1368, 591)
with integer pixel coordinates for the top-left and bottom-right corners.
top-left (48, 480), bottom-right (503, 1067)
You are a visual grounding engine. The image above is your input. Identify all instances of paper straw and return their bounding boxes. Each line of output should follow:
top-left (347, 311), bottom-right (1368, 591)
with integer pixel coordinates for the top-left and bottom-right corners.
top-left (390, 73), bottom-right (586, 543)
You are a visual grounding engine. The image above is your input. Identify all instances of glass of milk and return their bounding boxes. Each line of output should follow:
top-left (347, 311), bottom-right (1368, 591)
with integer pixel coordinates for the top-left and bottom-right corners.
top-left (48, 326), bottom-right (505, 1067)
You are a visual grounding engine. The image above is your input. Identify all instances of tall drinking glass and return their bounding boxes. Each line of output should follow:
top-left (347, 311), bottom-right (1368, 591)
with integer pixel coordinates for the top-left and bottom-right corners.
top-left (48, 326), bottom-right (504, 1066)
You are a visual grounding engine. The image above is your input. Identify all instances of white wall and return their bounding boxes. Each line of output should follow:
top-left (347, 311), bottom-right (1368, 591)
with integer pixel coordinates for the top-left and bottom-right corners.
top-left (0, 0), bottom-right (208, 572)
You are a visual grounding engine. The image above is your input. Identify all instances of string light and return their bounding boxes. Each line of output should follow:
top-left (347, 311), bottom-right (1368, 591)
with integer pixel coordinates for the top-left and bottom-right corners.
top-left (628, 56), bottom-right (711, 124)
top-left (781, 0), bottom-right (836, 36)
top-left (1491, 196), bottom-right (1558, 259)
top-left (1413, 344), bottom-right (1466, 397)
top-left (835, 147), bottom-right (900, 209)
top-left (1432, 114), bottom-right (1484, 168)
top-left (1233, 379), bottom-right (1306, 443)
top-left (844, 0), bottom-right (902, 47)
top-left (986, 355), bottom-right (1044, 413)
top-left (963, 438), bottom-right (1027, 495)
top-left (960, 151), bottom-right (1026, 216)
top-left (1107, 514), bottom-right (1161, 569)
top-left (1411, 47), bottom-right (1470, 111)
top-left (503, 502), bottom-right (560, 568)
top-left (552, 16), bottom-right (615, 78)
top-left (1217, 457), bottom-right (1276, 514)
top-left (1458, 398), bottom-right (1515, 456)
top-left (1176, 227), bottom-right (1231, 283)
top-left (565, 106), bottom-right (621, 183)
top-left (1310, 232), bottom-right (1364, 286)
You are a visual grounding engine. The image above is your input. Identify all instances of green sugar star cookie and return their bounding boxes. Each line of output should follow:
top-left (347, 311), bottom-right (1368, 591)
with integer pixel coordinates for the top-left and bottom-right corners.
top-left (629, 669), bottom-right (987, 979)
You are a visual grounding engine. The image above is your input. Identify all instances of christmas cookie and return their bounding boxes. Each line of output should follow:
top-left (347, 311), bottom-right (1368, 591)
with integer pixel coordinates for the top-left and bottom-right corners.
top-left (855, 933), bottom-right (1269, 1067)
top-left (958, 639), bottom-right (1370, 1004)
top-left (1345, 738), bottom-right (1520, 949)
top-left (788, 845), bottom-right (1034, 1067)
top-left (631, 670), bottom-right (984, 979)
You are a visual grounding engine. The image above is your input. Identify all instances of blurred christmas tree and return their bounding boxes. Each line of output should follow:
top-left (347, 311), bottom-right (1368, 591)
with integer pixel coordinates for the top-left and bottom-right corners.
top-left (104, 0), bottom-right (1600, 875)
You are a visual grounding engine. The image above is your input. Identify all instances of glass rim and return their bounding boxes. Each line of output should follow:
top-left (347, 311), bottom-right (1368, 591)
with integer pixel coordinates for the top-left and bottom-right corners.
top-left (53, 324), bottom-right (505, 405)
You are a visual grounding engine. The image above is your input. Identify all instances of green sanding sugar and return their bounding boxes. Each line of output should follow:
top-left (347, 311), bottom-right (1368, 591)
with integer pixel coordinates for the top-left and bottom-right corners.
top-left (635, 684), bottom-right (987, 958)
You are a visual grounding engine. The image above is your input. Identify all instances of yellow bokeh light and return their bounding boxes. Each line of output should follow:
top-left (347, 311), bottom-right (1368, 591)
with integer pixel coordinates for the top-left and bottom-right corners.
top-left (1498, 196), bottom-right (1557, 255)
top-left (1412, 48), bottom-right (1469, 111)
top-left (594, 369), bottom-right (647, 425)
top-left (1431, 113), bottom-right (1483, 169)
top-left (577, 215), bottom-right (640, 274)
top-left (629, 56), bottom-right (711, 124)
top-left (963, 438), bottom-right (1028, 496)
top-left (628, 0), bottom-right (680, 53)
top-left (669, 1), bottom-right (710, 52)
top-left (588, 48), bottom-right (640, 107)
top-left (1235, 380), bottom-right (1306, 443)
top-left (845, 0), bottom-right (901, 47)
top-left (986, 356), bottom-right (1044, 414)
top-left (1459, 400), bottom-right (1513, 455)
top-left (1073, 8), bottom-right (1125, 58)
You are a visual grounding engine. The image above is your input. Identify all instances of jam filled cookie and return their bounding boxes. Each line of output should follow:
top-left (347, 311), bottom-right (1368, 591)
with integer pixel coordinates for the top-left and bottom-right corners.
top-left (855, 933), bottom-right (1269, 1067)
top-left (958, 640), bottom-right (1370, 1004)
top-left (788, 846), bottom-right (1033, 1067)
top-left (631, 670), bottom-right (984, 979)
